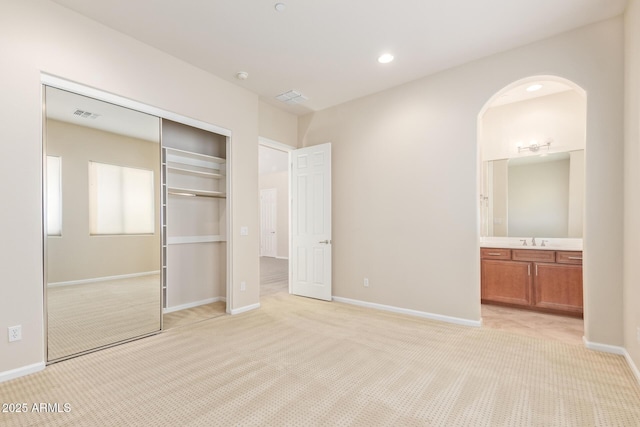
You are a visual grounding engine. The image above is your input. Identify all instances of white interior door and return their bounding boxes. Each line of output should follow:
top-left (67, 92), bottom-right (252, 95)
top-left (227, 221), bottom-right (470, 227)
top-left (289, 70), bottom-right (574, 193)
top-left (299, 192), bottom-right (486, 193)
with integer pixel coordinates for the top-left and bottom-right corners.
top-left (291, 143), bottom-right (332, 301)
top-left (260, 188), bottom-right (277, 257)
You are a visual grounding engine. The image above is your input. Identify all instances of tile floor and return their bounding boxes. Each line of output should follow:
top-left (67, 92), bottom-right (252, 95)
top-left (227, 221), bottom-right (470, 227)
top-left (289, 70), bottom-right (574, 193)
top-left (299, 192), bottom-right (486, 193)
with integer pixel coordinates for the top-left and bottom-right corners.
top-left (481, 304), bottom-right (584, 345)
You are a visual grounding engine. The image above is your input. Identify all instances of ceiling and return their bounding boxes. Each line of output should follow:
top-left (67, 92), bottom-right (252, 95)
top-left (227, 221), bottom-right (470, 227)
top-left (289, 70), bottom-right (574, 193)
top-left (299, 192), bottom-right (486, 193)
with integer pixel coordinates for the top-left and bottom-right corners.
top-left (489, 80), bottom-right (574, 108)
top-left (51, 0), bottom-right (627, 115)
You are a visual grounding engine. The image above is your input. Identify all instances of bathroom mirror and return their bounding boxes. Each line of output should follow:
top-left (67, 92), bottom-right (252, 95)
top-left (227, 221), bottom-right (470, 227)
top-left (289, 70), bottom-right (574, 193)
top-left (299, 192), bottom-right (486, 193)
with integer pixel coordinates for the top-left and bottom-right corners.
top-left (481, 150), bottom-right (584, 238)
top-left (44, 86), bottom-right (161, 362)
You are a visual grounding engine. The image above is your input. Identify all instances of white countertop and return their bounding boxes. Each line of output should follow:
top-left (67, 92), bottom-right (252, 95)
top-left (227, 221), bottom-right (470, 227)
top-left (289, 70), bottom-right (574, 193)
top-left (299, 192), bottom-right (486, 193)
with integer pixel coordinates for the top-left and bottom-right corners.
top-left (480, 238), bottom-right (583, 251)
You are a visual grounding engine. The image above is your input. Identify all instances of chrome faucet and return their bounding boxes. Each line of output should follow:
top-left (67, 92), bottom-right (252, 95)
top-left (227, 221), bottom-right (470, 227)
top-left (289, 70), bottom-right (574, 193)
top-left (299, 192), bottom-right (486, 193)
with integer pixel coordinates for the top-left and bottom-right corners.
top-left (531, 237), bottom-right (537, 246)
top-left (520, 239), bottom-right (527, 246)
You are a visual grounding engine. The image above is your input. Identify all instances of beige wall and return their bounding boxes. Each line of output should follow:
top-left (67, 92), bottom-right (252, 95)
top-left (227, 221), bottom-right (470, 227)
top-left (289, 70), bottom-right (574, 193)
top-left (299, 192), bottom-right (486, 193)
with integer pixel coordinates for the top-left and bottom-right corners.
top-left (46, 120), bottom-right (160, 283)
top-left (624, 0), bottom-right (640, 373)
top-left (259, 101), bottom-right (299, 148)
top-left (0, 0), bottom-right (260, 376)
top-left (300, 18), bottom-right (624, 344)
top-left (259, 171), bottom-right (289, 259)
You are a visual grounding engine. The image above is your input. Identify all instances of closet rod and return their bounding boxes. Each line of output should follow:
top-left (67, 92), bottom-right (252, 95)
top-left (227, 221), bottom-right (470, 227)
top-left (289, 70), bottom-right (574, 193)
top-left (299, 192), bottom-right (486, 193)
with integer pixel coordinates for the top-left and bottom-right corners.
top-left (168, 190), bottom-right (226, 199)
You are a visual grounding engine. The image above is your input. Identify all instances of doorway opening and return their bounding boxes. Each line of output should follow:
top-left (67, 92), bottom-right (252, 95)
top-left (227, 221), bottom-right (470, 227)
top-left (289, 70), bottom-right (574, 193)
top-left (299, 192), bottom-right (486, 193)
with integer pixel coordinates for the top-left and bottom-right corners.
top-left (258, 139), bottom-right (292, 298)
top-left (477, 76), bottom-right (586, 345)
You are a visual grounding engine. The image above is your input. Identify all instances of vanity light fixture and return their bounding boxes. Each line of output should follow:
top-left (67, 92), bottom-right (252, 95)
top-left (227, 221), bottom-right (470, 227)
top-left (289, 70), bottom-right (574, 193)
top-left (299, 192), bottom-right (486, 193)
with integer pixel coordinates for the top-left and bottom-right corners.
top-left (526, 84), bottom-right (543, 92)
top-left (378, 53), bottom-right (394, 64)
top-left (518, 138), bottom-right (552, 153)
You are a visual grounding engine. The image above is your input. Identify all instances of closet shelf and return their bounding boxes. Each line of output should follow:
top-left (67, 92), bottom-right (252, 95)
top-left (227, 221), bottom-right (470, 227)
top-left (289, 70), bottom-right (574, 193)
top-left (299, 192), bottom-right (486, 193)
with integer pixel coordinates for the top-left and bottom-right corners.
top-left (164, 147), bottom-right (226, 164)
top-left (166, 165), bottom-right (225, 179)
top-left (168, 187), bottom-right (226, 198)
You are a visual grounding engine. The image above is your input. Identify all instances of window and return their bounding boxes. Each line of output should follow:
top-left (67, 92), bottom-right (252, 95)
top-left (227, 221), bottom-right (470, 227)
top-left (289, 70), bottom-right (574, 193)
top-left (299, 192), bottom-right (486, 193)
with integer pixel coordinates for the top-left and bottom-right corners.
top-left (46, 156), bottom-right (62, 236)
top-left (89, 162), bottom-right (155, 235)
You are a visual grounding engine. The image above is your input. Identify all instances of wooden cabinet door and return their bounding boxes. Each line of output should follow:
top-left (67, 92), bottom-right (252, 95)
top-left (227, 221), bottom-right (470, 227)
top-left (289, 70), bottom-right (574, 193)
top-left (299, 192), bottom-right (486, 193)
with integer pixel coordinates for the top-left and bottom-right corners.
top-left (481, 260), bottom-right (531, 306)
top-left (533, 263), bottom-right (583, 314)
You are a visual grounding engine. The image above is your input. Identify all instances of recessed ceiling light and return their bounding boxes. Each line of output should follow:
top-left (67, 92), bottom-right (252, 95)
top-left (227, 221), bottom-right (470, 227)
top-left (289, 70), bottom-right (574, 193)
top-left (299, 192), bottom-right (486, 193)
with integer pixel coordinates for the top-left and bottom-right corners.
top-left (235, 71), bottom-right (249, 80)
top-left (526, 84), bottom-right (543, 92)
top-left (274, 3), bottom-right (286, 12)
top-left (378, 53), bottom-right (394, 64)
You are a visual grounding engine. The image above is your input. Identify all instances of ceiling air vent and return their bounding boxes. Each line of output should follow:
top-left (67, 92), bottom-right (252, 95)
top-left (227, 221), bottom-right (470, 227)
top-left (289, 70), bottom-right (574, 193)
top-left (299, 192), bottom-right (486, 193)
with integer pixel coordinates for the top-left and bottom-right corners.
top-left (73, 109), bottom-right (100, 119)
top-left (275, 90), bottom-right (308, 105)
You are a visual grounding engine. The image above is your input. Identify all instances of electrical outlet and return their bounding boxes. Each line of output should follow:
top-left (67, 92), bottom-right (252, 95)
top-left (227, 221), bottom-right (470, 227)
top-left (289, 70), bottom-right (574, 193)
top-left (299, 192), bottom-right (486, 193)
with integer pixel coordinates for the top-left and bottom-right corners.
top-left (8, 325), bottom-right (21, 342)
top-left (364, 278), bottom-right (369, 287)
top-left (241, 281), bottom-right (246, 291)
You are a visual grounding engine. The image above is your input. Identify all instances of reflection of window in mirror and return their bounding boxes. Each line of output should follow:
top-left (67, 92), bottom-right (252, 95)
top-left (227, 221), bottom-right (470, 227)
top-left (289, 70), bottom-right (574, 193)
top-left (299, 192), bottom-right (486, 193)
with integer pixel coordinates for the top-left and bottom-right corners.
top-left (88, 161), bottom-right (155, 235)
top-left (46, 155), bottom-right (62, 236)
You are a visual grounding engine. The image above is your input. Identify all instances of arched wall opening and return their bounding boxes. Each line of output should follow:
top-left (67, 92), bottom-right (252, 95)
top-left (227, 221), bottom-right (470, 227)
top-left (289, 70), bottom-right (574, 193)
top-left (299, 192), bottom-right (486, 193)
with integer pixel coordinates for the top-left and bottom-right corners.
top-left (477, 75), bottom-right (587, 338)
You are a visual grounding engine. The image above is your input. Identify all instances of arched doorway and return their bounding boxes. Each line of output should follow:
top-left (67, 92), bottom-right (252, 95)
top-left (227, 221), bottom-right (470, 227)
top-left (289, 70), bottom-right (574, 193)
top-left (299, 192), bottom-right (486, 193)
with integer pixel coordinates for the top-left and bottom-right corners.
top-left (478, 76), bottom-right (587, 344)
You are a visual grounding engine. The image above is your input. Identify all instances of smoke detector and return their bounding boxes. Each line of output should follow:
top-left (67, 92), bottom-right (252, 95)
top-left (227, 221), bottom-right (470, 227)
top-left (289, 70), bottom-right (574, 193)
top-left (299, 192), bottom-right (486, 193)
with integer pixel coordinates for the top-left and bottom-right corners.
top-left (235, 71), bottom-right (249, 80)
top-left (275, 90), bottom-right (308, 105)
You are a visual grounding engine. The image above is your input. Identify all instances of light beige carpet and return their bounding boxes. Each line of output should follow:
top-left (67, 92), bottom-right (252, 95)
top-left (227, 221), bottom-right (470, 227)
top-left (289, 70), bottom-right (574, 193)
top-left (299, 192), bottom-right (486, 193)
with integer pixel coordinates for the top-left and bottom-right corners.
top-left (3, 283), bottom-right (640, 426)
top-left (161, 257), bottom-right (286, 331)
top-left (163, 301), bottom-right (227, 330)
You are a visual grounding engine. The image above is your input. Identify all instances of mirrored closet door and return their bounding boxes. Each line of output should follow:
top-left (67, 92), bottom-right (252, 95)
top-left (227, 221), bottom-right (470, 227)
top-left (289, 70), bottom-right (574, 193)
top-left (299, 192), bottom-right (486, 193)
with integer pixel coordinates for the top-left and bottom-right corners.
top-left (44, 86), bottom-right (162, 362)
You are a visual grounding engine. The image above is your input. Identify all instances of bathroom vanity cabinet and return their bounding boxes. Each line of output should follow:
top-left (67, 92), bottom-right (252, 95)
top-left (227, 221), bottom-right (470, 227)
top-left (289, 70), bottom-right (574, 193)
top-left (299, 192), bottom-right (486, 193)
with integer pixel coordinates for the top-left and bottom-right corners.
top-left (481, 248), bottom-right (583, 317)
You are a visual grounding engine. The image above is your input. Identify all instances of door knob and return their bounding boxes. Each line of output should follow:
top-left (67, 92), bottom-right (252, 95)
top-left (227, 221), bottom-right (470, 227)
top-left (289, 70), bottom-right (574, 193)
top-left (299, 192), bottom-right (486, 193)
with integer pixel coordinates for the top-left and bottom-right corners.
top-left (319, 239), bottom-right (332, 244)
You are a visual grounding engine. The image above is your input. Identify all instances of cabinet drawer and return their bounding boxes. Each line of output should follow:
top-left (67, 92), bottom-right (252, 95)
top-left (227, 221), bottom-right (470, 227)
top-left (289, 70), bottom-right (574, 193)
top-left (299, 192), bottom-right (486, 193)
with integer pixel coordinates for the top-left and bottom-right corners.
top-left (512, 249), bottom-right (555, 263)
top-left (556, 251), bottom-right (583, 265)
top-left (480, 248), bottom-right (511, 260)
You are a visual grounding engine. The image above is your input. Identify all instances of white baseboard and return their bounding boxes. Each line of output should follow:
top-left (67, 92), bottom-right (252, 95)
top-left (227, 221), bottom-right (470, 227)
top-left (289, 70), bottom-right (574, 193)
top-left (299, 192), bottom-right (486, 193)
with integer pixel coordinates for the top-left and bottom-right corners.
top-left (623, 350), bottom-right (640, 386)
top-left (332, 296), bottom-right (482, 328)
top-left (0, 362), bottom-right (45, 384)
top-left (230, 303), bottom-right (260, 315)
top-left (48, 271), bottom-right (160, 288)
top-left (583, 337), bottom-right (640, 386)
top-left (582, 337), bottom-right (626, 355)
top-left (164, 297), bottom-right (225, 314)
top-left (276, 256), bottom-right (289, 260)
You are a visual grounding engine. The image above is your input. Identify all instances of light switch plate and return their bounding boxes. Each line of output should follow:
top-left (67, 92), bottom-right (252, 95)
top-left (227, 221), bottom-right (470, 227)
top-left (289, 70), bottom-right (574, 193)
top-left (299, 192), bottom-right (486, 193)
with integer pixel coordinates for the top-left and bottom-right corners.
top-left (240, 226), bottom-right (249, 236)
